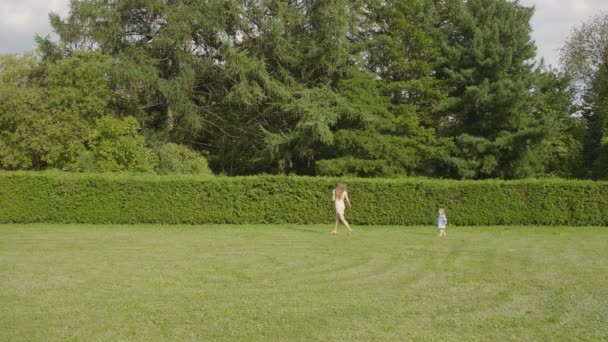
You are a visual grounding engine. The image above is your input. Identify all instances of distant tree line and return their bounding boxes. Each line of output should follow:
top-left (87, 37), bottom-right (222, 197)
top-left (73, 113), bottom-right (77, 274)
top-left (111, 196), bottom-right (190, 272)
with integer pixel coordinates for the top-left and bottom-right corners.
top-left (0, 0), bottom-right (606, 179)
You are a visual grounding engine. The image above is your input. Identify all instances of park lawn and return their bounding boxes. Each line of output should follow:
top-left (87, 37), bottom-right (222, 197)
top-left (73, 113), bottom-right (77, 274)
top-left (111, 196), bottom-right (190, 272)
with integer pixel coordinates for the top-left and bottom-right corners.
top-left (0, 224), bottom-right (607, 341)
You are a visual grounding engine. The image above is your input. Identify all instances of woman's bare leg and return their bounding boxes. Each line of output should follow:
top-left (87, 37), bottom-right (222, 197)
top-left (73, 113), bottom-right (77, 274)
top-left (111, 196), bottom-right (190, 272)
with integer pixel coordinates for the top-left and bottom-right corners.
top-left (338, 214), bottom-right (352, 234)
top-left (331, 214), bottom-right (338, 235)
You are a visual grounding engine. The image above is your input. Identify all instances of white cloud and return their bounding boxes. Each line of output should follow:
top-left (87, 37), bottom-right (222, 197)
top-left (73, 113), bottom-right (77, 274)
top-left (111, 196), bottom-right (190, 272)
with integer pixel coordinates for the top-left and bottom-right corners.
top-left (0, 0), bottom-right (70, 54)
top-left (521, 0), bottom-right (608, 68)
top-left (3, 9), bottom-right (34, 31)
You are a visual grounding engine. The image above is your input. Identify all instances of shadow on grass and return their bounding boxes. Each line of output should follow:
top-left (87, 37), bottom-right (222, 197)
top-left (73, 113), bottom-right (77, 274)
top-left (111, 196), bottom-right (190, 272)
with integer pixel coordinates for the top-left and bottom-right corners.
top-left (284, 226), bottom-right (438, 236)
top-left (285, 226), bottom-right (325, 234)
top-left (400, 231), bottom-right (437, 236)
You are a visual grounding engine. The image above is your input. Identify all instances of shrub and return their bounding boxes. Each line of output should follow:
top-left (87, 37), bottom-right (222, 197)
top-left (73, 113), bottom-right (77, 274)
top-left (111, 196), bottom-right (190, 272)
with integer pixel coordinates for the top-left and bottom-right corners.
top-left (85, 116), bottom-right (157, 172)
top-left (0, 172), bottom-right (607, 225)
top-left (154, 143), bottom-right (212, 175)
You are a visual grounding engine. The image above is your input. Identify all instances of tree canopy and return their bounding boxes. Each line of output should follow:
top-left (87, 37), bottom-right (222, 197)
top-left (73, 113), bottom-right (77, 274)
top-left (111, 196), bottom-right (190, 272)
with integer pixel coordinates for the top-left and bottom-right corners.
top-left (560, 13), bottom-right (608, 179)
top-left (0, 0), bottom-right (590, 179)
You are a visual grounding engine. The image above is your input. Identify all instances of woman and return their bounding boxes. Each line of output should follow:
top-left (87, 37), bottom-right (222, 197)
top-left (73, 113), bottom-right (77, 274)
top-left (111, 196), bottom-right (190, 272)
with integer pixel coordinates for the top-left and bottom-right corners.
top-left (330, 183), bottom-right (353, 235)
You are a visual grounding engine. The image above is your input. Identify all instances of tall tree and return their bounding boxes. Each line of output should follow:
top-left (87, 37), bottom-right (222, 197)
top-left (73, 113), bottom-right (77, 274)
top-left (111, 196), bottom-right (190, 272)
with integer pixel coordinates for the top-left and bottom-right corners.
top-left (40, 0), bottom-right (285, 174)
top-left (316, 0), bottom-right (455, 177)
top-left (529, 65), bottom-right (584, 178)
top-left (40, 0), bottom-right (367, 175)
top-left (560, 14), bottom-right (608, 179)
top-left (237, 0), bottom-right (364, 175)
top-left (436, 0), bottom-right (545, 179)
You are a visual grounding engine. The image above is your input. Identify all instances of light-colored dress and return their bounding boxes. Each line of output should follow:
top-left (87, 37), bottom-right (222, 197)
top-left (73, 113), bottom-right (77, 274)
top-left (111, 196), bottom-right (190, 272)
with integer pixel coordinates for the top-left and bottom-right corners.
top-left (333, 190), bottom-right (347, 215)
top-left (437, 214), bottom-right (447, 229)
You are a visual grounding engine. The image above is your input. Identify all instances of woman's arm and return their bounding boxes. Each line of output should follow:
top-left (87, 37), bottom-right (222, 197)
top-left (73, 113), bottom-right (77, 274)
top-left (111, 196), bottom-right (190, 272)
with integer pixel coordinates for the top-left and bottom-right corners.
top-left (332, 189), bottom-right (336, 202)
top-left (345, 191), bottom-right (352, 208)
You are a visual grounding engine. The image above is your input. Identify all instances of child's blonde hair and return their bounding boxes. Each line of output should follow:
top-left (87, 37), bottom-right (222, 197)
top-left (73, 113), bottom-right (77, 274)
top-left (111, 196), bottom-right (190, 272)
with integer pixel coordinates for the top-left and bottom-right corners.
top-left (335, 183), bottom-right (347, 200)
top-left (439, 208), bottom-right (445, 215)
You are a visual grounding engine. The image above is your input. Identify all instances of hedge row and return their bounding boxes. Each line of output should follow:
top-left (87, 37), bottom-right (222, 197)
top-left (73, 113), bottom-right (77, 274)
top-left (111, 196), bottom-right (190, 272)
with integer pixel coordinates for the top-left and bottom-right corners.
top-left (1, 171), bottom-right (607, 226)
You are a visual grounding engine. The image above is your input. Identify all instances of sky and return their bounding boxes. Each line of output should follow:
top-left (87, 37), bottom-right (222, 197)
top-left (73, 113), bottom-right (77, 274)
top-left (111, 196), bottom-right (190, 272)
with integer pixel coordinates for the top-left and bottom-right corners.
top-left (0, 0), bottom-right (607, 68)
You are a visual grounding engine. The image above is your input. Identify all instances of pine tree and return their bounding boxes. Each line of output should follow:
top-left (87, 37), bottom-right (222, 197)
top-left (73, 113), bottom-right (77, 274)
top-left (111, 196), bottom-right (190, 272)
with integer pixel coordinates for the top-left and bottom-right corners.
top-left (437, 0), bottom-right (544, 179)
top-left (316, 0), bottom-right (454, 177)
top-left (38, 0), bottom-right (369, 175)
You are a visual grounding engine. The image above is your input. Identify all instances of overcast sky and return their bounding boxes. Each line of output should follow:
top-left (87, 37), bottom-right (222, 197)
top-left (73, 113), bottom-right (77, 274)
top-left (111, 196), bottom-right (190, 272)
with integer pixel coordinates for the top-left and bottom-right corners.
top-left (1, 0), bottom-right (607, 68)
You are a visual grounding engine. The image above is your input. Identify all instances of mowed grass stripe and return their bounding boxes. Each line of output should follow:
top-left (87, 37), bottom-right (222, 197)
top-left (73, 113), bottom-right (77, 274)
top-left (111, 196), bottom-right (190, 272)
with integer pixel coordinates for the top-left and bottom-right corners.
top-left (0, 225), bottom-right (607, 341)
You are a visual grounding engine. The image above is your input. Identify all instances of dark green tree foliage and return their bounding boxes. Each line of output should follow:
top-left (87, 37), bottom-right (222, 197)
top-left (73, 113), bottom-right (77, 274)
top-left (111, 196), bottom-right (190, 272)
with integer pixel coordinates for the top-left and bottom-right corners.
top-left (42, 0), bottom-right (279, 172)
top-left (237, 0), bottom-right (360, 175)
top-left (41, 0), bottom-right (364, 175)
top-left (438, 0), bottom-right (544, 179)
top-left (316, 0), bottom-right (455, 177)
top-left (1, 0), bottom-right (585, 178)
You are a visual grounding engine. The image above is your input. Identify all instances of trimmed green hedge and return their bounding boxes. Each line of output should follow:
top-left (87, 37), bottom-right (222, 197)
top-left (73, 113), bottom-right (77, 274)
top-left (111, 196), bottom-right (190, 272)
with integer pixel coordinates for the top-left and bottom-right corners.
top-left (1, 171), bottom-right (607, 225)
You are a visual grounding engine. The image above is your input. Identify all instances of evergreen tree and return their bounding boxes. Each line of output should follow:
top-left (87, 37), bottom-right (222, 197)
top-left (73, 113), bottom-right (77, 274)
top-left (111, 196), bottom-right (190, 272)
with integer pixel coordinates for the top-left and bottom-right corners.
top-left (229, 0), bottom-right (361, 174)
top-left (316, 0), bottom-right (455, 177)
top-left (40, 0), bottom-right (365, 175)
top-left (437, 0), bottom-right (544, 179)
top-left (40, 0), bottom-right (286, 174)
top-left (2, 0), bottom-right (577, 178)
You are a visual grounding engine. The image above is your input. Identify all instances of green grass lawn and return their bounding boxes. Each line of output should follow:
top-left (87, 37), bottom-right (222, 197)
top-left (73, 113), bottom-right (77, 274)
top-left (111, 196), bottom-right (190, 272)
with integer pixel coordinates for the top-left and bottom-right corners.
top-left (1, 224), bottom-right (607, 341)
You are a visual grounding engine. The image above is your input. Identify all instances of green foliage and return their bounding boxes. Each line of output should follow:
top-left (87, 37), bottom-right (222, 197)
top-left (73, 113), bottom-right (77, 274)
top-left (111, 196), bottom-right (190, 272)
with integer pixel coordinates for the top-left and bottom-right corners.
top-left (593, 137), bottom-right (608, 179)
top-left (1, 172), bottom-right (607, 226)
top-left (530, 67), bottom-right (585, 177)
top-left (0, 52), bottom-right (111, 170)
top-left (316, 157), bottom-right (395, 177)
top-left (85, 116), bottom-right (157, 173)
top-left (560, 13), bottom-right (608, 179)
top-left (317, 128), bottom-right (454, 177)
top-left (0, 0), bottom-right (585, 179)
top-left (364, 0), bottom-right (447, 121)
top-left (584, 66), bottom-right (608, 179)
top-left (39, 0), bottom-right (357, 175)
top-left (0, 53), bottom-right (46, 169)
top-left (231, 0), bottom-right (362, 174)
top-left (559, 13), bottom-right (608, 97)
top-left (155, 142), bottom-right (212, 175)
top-left (0, 51), bottom-right (211, 175)
top-left (318, 1), bottom-right (455, 178)
top-left (438, 0), bottom-right (544, 179)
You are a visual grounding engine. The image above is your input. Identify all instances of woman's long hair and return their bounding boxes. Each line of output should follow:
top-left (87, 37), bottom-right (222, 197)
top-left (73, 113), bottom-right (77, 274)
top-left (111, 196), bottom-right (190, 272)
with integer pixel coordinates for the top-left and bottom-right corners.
top-left (334, 183), bottom-right (347, 200)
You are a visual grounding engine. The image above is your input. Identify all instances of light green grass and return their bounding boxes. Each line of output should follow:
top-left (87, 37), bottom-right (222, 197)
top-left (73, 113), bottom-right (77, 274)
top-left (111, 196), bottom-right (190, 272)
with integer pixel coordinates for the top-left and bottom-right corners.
top-left (1, 224), bottom-right (607, 341)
